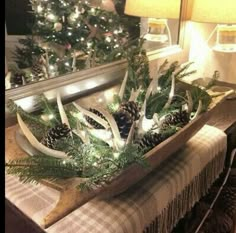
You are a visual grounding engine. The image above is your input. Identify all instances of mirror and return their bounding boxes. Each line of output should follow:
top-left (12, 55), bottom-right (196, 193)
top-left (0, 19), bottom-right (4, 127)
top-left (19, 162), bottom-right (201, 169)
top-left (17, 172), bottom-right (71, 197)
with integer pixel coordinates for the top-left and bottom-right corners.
top-left (5, 0), bottom-right (182, 91)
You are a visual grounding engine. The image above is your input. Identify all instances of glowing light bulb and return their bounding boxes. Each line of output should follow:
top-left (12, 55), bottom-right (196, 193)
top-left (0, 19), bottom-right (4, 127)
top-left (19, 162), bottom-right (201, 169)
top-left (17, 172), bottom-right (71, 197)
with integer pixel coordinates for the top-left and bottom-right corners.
top-left (41, 114), bottom-right (54, 121)
top-left (94, 24), bottom-right (98, 28)
top-left (68, 32), bottom-right (72, 36)
top-left (91, 8), bottom-right (95, 13)
top-left (37, 5), bottom-right (43, 13)
top-left (81, 37), bottom-right (85, 41)
top-left (65, 62), bottom-right (70, 66)
top-left (49, 65), bottom-right (55, 70)
top-left (114, 30), bottom-right (119, 34)
top-left (113, 152), bottom-right (120, 159)
top-left (105, 36), bottom-right (111, 43)
top-left (87, 41), bottom-right (93, 47)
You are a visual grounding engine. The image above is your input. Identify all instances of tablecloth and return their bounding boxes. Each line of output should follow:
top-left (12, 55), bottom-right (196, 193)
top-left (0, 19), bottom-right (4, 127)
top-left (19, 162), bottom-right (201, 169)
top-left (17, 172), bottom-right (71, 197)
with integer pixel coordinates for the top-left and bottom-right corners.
top-left (5, 125), bottom-right (227, 233)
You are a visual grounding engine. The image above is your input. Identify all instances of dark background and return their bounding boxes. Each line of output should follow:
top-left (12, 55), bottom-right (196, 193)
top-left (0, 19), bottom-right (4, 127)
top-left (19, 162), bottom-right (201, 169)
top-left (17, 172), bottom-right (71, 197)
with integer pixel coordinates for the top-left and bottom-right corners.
top-left (5, 0), bottom-right (33, 35)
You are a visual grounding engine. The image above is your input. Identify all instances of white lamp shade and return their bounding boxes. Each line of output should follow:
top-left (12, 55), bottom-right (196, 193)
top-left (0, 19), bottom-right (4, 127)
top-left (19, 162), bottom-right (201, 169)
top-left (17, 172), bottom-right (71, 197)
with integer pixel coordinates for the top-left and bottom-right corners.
top-left (191, 0), bottom-right (236, 24)
top-left (124, 0), bottom-right (181, 19)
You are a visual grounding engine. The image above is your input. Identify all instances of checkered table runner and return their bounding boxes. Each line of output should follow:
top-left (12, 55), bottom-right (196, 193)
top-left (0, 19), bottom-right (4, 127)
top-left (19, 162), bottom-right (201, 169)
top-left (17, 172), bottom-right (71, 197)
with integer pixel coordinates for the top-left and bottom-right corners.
top-left (5, 125), bottom-right (227, 233)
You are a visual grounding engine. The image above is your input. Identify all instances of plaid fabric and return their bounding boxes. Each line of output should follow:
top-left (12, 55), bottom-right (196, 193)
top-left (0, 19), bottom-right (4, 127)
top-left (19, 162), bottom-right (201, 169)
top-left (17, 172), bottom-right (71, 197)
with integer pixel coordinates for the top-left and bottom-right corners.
top-left (5, 125), bottom-right (227, 233)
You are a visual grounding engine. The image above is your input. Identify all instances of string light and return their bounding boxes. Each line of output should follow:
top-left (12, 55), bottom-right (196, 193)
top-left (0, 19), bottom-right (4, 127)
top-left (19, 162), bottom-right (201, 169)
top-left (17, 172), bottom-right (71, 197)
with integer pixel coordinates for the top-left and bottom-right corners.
top-left (94, 24), bottom-right (98, 28)
top-left (81, 37), bottom-right (85, 41)
top-left (65, 62), bottom-right (70, 66)
top-left (87, 41), bottom-right (93, 47)
top-left (113, 152), bottom-right (120, 159)
top-left (113, 30), bottom-right (119, 34)
top-left (68, 32), bottom-right (72, 36)
top-left (105, 36), bottom-right (111, 43)
top-left (37, 5), bottom-right (43, 13)
top-left (49, 65), bottom-right (55, 70)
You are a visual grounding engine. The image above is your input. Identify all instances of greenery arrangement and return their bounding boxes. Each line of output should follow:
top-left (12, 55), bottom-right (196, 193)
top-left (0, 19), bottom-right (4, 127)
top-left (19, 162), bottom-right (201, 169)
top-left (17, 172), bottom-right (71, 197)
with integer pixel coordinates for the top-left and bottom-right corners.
top-left (6, 40), bottom-right (218, 191)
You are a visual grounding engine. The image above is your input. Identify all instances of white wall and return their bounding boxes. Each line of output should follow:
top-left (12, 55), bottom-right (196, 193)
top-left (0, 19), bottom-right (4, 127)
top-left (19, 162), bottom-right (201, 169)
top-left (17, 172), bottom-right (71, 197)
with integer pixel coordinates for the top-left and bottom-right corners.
top-left (187, 22), bottom-right (236, 84)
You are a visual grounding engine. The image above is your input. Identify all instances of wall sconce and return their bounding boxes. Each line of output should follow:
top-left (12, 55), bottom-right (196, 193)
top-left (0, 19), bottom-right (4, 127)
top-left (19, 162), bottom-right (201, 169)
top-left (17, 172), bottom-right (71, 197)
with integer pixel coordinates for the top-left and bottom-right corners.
top-left (124, 0), bottom-right (181, 45)
top-left (191, 0), bottom-right (236, 53)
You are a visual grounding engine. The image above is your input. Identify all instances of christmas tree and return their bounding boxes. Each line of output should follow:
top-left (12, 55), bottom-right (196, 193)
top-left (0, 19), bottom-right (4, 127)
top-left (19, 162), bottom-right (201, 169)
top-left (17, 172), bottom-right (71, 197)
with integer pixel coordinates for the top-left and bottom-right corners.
top-left (12, 0), bottom-right (138, 82)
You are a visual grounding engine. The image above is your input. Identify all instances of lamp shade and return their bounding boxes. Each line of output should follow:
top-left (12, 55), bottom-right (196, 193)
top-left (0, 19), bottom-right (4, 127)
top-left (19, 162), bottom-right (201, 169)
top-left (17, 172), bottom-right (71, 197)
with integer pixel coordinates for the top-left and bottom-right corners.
top-left (124, 0), bottom-right (181, 19)
top-left (191, 0), bottom-right (236, 24)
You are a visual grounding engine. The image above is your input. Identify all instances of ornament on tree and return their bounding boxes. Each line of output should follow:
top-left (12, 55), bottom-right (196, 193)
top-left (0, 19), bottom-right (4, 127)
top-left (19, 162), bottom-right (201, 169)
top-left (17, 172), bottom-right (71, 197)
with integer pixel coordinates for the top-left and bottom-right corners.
top-left (161, 110), bottom-right (189, 129)
top-left (46, 13), bottom-right (58, 22)
top-left (41, 123), bottom-right (71, 149)
top-left (65, 43), bottom-right (72, 50)
top-left (54, 22), bottom-right (63, 32)
top-left (68, 8), bottom-right (80, 24)
top-left (85, 108), bottom-right (107, 129)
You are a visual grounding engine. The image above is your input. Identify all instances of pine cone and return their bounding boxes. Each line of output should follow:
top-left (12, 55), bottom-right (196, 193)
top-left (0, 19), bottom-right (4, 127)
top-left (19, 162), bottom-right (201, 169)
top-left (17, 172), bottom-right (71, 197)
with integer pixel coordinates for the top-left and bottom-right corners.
top-left (85, 108), bottom-right (106, 129)
top-left (31, 63), bottom-right (45, 79)
top-left (119, 101), bottom-right (140, 121)
top-left (137, 132), bottom-right (165, 151)
top-left (161, 110), bottom-right (189, 129)
top-left (41, 123), bottom-right (70, 149)
top-left (113, 110), bottom-right (133, 138)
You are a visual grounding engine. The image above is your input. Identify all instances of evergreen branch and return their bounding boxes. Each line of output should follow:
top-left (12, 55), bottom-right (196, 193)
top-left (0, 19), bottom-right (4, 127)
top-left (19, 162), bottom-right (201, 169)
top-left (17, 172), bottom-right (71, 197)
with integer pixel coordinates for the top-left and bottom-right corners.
top-left (177, 70), bottom-right (197, 79)
top-left (36, 94), bottom-right (60, 125)
top-left (6, 155), bottom-right (81, 184)
top-left (175, 62), bottom-right (195, 78)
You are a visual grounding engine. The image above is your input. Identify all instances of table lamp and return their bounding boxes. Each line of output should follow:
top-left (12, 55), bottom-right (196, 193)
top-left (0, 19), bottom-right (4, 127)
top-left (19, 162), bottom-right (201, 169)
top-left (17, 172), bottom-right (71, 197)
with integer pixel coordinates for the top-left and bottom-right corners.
top-left (191, 0), bottom-right (236, 53)
top-left (124, 0), bottom-right (181, 45)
